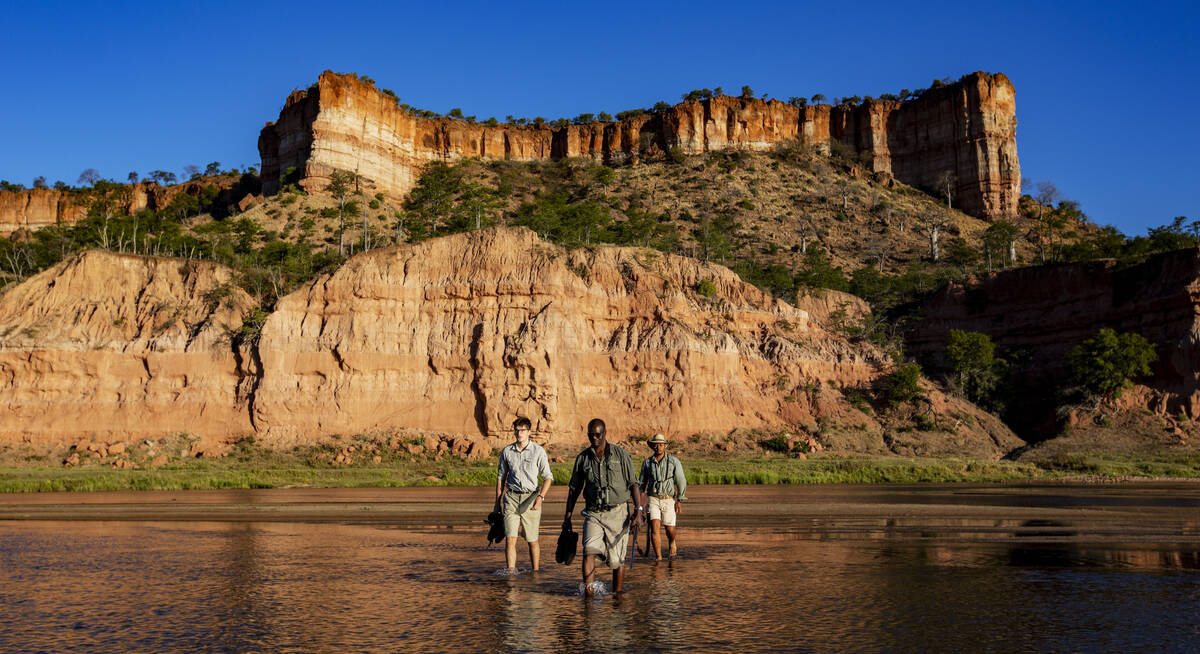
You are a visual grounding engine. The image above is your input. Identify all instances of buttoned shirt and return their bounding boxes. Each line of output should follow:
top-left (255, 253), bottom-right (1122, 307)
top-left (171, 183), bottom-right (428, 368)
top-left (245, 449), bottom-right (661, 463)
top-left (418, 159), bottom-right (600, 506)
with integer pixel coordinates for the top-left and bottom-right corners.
top-left (568, 443), bottom-right (636, 510)
top-left (497, 441), bottom-right (552, 493)
top-left (639, 454), bottom-right (688, 500)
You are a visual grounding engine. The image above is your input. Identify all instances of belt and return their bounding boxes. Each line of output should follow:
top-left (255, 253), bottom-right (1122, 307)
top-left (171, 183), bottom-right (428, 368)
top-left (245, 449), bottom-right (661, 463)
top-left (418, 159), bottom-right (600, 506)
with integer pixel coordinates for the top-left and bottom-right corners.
top-left (507, 488), bottom-right (535, 495)
top-left (586, 504), bottom-right (618, 513)
top-left (653, 495), bottom-right (673, 499)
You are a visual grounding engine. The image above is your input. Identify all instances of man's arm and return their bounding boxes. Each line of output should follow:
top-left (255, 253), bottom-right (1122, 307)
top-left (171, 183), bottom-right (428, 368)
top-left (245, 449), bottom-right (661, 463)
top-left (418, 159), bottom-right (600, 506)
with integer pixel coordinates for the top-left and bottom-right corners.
top-left (629, 477), bottom-right (645, 526)
top-left (534, 448), bottom-right (552, 510)
top-left (563, 455), bottom-right (583, 525)
top-left (623, 450), bottom-right (645, 525)
top-left (495, 454), bottom-right (507, 511)
top-left (673, 456), bottom-right (688, 501)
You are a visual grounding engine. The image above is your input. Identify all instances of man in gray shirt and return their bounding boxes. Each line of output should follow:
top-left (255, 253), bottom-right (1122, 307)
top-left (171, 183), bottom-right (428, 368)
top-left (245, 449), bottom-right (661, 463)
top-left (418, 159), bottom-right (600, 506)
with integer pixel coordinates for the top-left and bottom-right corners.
top-left (495, 417), bottom-right (553, 572)
top-left (563, 418), bottom-right (645, 596)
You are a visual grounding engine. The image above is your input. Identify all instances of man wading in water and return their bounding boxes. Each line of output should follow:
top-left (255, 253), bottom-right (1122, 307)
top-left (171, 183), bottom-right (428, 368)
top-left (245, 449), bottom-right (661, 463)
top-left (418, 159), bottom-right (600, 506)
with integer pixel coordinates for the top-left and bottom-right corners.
top-left (495, 417), bottom-right (553, 572)
top-left (639, 433), bottom-right (688, 560)
top-left (563, 418), bottom-right (645, 597)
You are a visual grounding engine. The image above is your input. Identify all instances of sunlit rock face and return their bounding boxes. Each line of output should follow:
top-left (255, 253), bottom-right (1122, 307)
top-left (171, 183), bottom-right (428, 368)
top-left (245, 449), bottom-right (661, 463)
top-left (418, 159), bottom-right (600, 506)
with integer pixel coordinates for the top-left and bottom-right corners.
top-left (0, 229), bottom-right (1020, 457)
top-left (0, 251), bottom-right (256, 445)
top-left (260, 72), bottom-right (1019, 221)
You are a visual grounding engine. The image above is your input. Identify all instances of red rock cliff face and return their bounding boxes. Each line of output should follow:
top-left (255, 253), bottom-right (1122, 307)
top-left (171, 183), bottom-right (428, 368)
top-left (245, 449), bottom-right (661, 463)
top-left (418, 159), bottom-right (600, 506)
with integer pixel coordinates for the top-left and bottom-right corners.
top-left (0, 189), bottom-right (88, 237)
top-left (260, 71), bottom-right (1019, 220)
top-left (248, 227), bottom-right (884, 448)
top-left (908, 249), bottom-right (1200, 425)
top-left (0, 228), bottom-right (1018, 456)
top-left (0, 180), bottom-right (247, 237)
top-left (0, 251), bottom-right (257, 445)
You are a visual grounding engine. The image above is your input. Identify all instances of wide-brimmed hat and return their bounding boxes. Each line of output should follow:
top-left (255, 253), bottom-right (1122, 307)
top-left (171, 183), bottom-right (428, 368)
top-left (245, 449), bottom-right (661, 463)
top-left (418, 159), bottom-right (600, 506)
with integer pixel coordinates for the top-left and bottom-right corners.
top-left (648, 433), bottom-right (668, 445)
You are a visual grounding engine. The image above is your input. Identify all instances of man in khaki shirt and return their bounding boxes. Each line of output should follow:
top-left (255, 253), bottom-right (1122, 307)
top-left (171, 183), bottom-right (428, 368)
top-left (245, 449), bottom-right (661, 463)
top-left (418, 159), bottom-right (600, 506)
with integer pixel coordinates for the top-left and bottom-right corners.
top-left (639, 433), bottom-right (688, 559)
top-left (494, 417), bottom-right (553, 572)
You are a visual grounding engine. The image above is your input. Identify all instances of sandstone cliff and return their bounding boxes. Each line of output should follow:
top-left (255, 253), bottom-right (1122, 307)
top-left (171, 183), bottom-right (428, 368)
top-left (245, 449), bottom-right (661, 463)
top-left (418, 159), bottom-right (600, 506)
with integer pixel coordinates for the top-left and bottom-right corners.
top-left (249, 227), bottom-right (887, 448)
top-left (0, 251), bottom-right (257, 444)
top-left (908, 248), bottom-right (1200, 433)
top-left (0, 177), bottom-right (253, 238)
top-left (0, 228), bottom-right (1017, 456)
top-left (260, 71), bottom-right (1019, 220)
top-left (0, 188), bottom-right (88, 237)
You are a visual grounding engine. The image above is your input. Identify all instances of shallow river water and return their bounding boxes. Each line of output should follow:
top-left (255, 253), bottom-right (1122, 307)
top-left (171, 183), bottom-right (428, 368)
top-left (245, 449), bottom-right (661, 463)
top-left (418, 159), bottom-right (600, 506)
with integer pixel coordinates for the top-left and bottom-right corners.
top-left (1, 484), bottom-right (1198, 652)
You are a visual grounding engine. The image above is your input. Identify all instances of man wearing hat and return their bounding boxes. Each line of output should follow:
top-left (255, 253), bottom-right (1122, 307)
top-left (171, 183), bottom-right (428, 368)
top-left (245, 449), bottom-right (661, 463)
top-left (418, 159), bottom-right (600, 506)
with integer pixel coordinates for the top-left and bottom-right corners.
top-left (495, 417), bottom-right (553, 572)
top-left (639, 433), bottom-right (688, 560)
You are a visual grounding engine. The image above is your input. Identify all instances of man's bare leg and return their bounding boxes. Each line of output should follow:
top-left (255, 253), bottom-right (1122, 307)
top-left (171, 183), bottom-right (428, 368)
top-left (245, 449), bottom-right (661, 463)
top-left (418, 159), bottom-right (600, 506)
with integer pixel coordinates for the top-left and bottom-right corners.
top-left (527, 540), bottom-right (540, 571)
top-left (665, 525), bottom-right (678, 557)
top-left (613, 565), bottom-right (626, 594)
top-left (582, 553), bottom-right (597, 597)
top-left (505, 536), bottom-right (518, 571)
top-left (650, 519), bottom-right (663, 560)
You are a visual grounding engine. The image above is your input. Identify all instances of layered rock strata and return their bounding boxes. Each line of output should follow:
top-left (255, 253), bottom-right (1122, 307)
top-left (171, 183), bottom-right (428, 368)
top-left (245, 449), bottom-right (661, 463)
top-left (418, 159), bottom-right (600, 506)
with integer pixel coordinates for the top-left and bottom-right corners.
top-left (249, 227), bottom-right (887, 447)
top-left (260, 71), bottom-right (1019, 220)
top-left (0, 178), bottom-right (253, 238)
top-left (0, 228), bottom-right (1019, 455)
top-left (0, 251), bottom-right (256, 444)
top-left (0, 188), bottom-right (88, 237)
top-left (908, 248), bottom-right (1200, 427)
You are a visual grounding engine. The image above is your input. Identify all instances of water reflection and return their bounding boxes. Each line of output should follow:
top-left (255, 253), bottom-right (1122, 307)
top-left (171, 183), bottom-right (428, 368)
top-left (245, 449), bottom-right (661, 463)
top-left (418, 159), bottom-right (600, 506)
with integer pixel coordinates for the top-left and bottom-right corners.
top-left (2, 485), bottom-right (1200, 652)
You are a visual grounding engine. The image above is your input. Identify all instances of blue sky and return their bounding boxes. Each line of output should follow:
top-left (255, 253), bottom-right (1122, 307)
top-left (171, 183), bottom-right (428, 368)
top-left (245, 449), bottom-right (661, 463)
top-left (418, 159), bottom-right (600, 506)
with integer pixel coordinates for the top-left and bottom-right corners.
top-left (1, 0), bottom-right (1195, 235)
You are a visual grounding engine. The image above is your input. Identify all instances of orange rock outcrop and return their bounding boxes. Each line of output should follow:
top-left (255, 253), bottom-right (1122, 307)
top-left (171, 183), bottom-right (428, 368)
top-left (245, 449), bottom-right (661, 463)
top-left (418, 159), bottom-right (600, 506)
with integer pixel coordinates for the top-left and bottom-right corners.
top-left (0, 228), bottom-right (1018, 455)
top-left (249, 227), bottom-right (885, 448)
top-left (0, 251), bottom-right (256, 444)
top-left (260, 71), bottom-right (1019, 220)
top-left (0, 188), bottom-right (88, 237)
top-left (0, 178), bottom-right (252, 238)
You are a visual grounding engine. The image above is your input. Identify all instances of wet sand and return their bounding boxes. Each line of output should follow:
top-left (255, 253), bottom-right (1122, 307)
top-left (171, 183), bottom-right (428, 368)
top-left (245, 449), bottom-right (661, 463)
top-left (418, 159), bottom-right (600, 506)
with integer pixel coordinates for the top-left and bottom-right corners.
top-left (2, 484), bottom-right (1198, 543)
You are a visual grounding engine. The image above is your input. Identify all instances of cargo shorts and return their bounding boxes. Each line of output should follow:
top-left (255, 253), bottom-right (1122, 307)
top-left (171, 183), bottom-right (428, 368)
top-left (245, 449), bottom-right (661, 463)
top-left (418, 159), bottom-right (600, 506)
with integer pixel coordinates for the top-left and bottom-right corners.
top-left (647, 496), bottom-right (677, 526)
top-left (502, 490), bottom-right (541, 541)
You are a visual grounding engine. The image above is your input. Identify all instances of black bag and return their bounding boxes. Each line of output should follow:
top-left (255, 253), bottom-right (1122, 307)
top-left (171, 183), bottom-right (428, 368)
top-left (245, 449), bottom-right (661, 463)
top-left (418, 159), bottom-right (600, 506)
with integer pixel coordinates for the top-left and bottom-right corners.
top-left (555, 525), bottom-right (578, 565)
top-left (484, 511), bottom-right (505, 545)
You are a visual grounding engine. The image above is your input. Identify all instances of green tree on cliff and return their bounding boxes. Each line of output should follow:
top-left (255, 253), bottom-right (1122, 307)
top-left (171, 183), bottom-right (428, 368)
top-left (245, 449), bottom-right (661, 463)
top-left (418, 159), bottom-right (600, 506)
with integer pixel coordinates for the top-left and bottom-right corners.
top-left (945, 330), bottom-right (1002, 407)
top-left (982, 220), bottom-right (1020, 270)
top-left (810, 94), bottom-right (826, 104)
top-left (327, 169), bottom-right (360, 257)
top-left (740, 85), bottom-right (754, 99)
top-left (1065, 329), bottom-right (1156, 401)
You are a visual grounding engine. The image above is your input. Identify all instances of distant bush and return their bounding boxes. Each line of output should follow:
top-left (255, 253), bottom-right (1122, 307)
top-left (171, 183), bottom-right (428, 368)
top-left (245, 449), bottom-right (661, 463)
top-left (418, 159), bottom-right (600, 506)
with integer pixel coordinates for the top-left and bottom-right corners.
top-left (696, 279), bottom-right (717, 297)
top-left (760, 434), bottom-right (789, 453)
top-left (1065, 329), bottom-right (1156, 400)
top-left (885, 362), bottom-right (923, 406)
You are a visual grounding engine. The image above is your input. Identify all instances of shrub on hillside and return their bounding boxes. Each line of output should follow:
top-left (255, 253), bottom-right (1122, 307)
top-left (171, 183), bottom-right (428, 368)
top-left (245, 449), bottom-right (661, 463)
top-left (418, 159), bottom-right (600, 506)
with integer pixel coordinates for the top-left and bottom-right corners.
top-left (1065, 329), bottom-right (1156, 400)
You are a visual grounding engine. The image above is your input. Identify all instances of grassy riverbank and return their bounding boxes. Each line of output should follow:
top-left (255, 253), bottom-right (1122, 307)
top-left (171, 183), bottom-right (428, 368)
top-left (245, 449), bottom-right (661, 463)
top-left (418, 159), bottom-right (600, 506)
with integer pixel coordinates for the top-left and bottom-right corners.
top-left (3, 453), bottom-right (1200, 493)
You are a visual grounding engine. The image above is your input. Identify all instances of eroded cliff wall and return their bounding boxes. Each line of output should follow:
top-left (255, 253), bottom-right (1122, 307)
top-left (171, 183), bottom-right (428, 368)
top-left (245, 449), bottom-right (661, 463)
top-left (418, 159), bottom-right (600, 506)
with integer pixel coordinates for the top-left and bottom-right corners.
top-left (0, 189), bottom-right (88, 237)
top-left (0, 228), bottom-right (1018, 455)
top-left (908, 249), bottom-right (1200, 426)
top-left (0, 178), bottom-right (254, 238)
top-left (0, 251), bottom-right (257, 444)
top-left (260, 71), bottom-right (1019, 220)
top-left (249, 227), bottom-right (884, 448)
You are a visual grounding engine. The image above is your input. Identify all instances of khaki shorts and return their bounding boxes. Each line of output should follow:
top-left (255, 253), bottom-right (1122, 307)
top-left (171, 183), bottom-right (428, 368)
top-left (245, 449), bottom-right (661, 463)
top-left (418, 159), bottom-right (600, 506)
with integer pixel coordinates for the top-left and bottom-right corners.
top-left (582, 504), bottom-right (630, 569)
top-left (647, 496), bottom-right (677, 526)
top-left (502, 491), bottom-right (541, 542)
